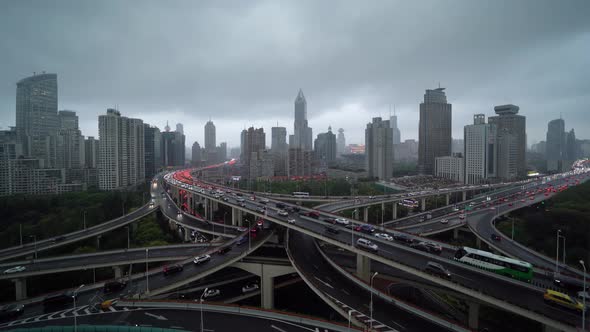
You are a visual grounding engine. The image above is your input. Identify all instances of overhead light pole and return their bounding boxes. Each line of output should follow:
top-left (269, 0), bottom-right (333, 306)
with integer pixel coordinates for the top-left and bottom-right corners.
top-left (73, 284), bottom-right (85, 332)
top-left (200, 287), bottom-right (208, 332)
top-left (580, 260), bottom-right (586, 331)
top-left (370, 271), bottom-right (378, 330)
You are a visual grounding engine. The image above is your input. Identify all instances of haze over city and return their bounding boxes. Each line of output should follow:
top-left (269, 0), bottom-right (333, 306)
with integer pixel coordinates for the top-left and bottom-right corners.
top-left (1, 0), bottom-right (589, 147)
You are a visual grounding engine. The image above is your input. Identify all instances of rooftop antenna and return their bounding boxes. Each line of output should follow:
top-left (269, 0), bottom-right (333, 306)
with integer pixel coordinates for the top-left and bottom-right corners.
top-left (438, 82), bottom-right (441, 89)
top-left (389, 104), bottom-right (392, 118)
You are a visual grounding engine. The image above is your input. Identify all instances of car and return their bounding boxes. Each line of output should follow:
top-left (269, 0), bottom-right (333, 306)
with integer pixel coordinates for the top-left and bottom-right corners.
top-left (424, 261), bottom-right (452, 279)
top-left (149, 202), bottom-right (155, 208)
top-left (222, 197), bottom-right (229, 202)
top-left (577, 291), bottom-right (590, 304)
top-left (490, 234), bottom-right (502, 241)
top-left (544, 289), bottom-right (584, 312)
top-left (103, 280), bottom-right (127, 293)
top-left (236, 236), bottom-right (248, 246)
top-left (239, 202), bottom-right (246, 207)
top-left (530, 196), bottom-right (534, 200)
top-left (217, 246), bottom-right (231, 255)
top-left (458, 214), bottom-right (465, 220)
top-left (356, 224), bottom-right (375, 234)
top-left (260, 198), bottom-right (270, 204)
top-left (440, 219), bottom-right (449, 224)
top-left (163, 264), bottom-right (184, 276)
top-left (287, 219), bottom-right (296, 224)
top-left (369, 196), bottom-right (375, 199)
top-left (334, 218), bottom-right (350, 226)
top-left (508, 203), bottom-right (513, 207)
top-left (177, 211), bottom-right (182, 217)
top-left (256, 207), bottom-right (266, 214)
top-left (242, 283), bottom-right (260, 293)
top-left (374, 233), bottom-right (393, 241)
top-left (553, 276), bottom-right (586, 292)
top-left (203, 288), bottom-right (221, 298)
top-left (193, 254), bottom-right (211, 265)
top-left (306, 211), bottom-right (320, 219)
top-left (393, 232), bottom-right (413, 243)
top-left (325, 226), bottom-right (339, 234)
top-left (3, 266), bottom-right (26, 274)
top-left (237, 197), bottom-right (245, 202)
top-left (256, 219), bottom-right (264, 228)
top-left (275, 202), bottom-right (286, 209)
top-left (356, 238), bottom-right (378, 252)
top-left (292, 206), bottom-right (301, 212)
top-left (0, 304), bottom-right (24, 321)
top-left (424, 241), bottom-right (443, 254)
top-left (278, 210), bottom-right (289, 217)
top-left (410, 241), bottom-right (431, 253)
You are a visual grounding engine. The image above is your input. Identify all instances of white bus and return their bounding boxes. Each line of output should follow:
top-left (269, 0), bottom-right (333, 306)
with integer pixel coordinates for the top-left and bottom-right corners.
top-left (292, 192), bottom-right (310, 198)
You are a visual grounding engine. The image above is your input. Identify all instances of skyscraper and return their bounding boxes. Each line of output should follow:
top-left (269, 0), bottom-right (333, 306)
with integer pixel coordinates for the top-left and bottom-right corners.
top-left (271, 127), bottom-right (288, 176)
top-left (217, 142), bottom-right (227, 161)
top-left (336, 128), bottom-right (346, 157)
top-left (314, 127), bottom-right (337, 164)
top-left (546, 118), bottom-right (565, 172)
top-left (365, 117), bottom-right (393, 180)
top-left (84, 136), bottom-right (99, 168)
top-left (290, 89), bottom-right (313, 151)
top-left (55, 110), bottom-right (84, 170)
top-left (191, 141), bottom-right (202, 165)
top-left (489, 104), bottom-right (526, 180)
top-left (464, 114), bottom-right (497, 184)
top-left (176, 123), bottom-right (184, 134)
top-left (390, 114), bottom-right (401, 145)
top-left (98, 109), bottom-right (145, 190)
top-left (418, 87), bottom-right (452, 175)
top-left (565, 129), bottom-right (578, 167)
top-left (144, 124), bottom-right (162, 179)
top-left (16, 73), bottom-right (59, 167)
top-left (241, 127), bottom-right (271, 179)
top-left (161, 125), bottom-right (185, 167)
top-left (204, 120), bottom-right (216, 152)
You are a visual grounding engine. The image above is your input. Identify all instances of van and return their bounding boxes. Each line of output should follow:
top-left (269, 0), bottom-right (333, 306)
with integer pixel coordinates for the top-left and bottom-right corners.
top-left (356, 238), bottom-right (378, 252)
top-left (103, 280), bottom-right (127, 293)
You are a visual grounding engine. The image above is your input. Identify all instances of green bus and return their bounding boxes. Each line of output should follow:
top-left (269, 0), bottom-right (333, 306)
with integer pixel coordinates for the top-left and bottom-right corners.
top-left (454, 246), bottom-right (533, 282)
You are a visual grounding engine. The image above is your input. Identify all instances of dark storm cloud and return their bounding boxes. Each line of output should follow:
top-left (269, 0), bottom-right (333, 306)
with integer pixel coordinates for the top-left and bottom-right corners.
top-left (0, 0), bottom-right (589, 146)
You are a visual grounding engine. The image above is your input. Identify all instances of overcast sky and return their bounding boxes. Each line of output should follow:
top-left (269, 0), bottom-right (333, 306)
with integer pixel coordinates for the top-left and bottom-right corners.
top-left (1, 0), bottom-right (589, 148)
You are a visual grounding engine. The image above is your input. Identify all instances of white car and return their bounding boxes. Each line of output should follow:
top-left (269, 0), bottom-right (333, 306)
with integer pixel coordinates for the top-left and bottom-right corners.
top-left (203, 288), bottom-right (220, 298)
top-left (3, 266), bottom-right (26, 274)
top-left (356, 238), bottom-right (378, 252)
top-left (287, 219), bottom-right (296, 224)
top-left (459, 214), bottom-right (465, 220)
top-left (193, 254), bottom-right (211, 265)
top-left (440, 219), bottom-right (449, 224)
top-left (260, 198), bottom-right (270, 203)
top-left (374, 233), bottom-right (393, 241)
top-left (335, 218), bottom-right (349, 226)
top-left (177, 211), bottom-right (182, 217)
top-left (278, 210), bottom-right (289, 217)
top-left (242, 283), bottom-right (259, 293)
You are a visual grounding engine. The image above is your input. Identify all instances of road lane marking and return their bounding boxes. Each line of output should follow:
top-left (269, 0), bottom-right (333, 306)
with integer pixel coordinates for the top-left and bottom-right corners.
top-left (271, 325), bottom-right (287, 332)
top-left (341, 289), bottom-right (350, 295)
top-left (314, 276), bottom-right (334, 289)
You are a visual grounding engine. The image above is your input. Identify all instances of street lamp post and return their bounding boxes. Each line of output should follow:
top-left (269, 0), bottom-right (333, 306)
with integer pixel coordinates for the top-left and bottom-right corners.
top-left (370, 272), bottom-right (378, 330)
top-left (556, 229), bottom-right (561, 274)
top-left (30, 235), bottom-right (37, 260)
top-left (145, 248), bottom-right (149, 294)
top-left (200, 287), bottom-right (208, 332)
top-left (580, 260), bottom-right (586, 331)
top-left (348, 310), bottom-right (352, 332)
top-left (126, 226), bottom-right (130, 249)
top-left (73, 284), bottom-right (85, 332)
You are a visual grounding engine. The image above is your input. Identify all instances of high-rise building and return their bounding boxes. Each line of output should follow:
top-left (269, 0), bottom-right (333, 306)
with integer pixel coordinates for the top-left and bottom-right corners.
top-left (16, 73), bottom-right (59, 167)
top-left (98, 109), bottom-right (145, 190)
top-left (336, 128), bottom-right (346, 157)
top-left (217, 142), bottom-right (227, 161)
top-left (489, 104), bottom-right (526, 180)
top-left (394, 139), bottom-right (419, 162)
top-left (192, 142), bottom-right (202, 165)
top-left (58, 110), bottom-right (79, 130)
top-left (241, 127), bottom-right (267, 179)
top-left (288, 148), bottom-right (313, 176)
top-left (161, 126), bottom-right (185, 167)
top-left (176, 123), bottom-right (184, 134)
top-left (546, 119), bottom-right (565, 172)
top-left (144, 124), bottom-right (162, 179)
top-left (204, 120), bottom-right (216, 152)
top-left (418, 87), bottom-right (452, 175)
top-left (565, 129), bottom-right (578, 166)
top-left (464, 114), bottom-right (497, 184)
top-left (289, 89), bottom-right (313, 151)
top-left (84, 136), bottom-right (99, 168)
top-left (314, 126), bottom-right (337, 164)
top-left (365, 117), bottom-right (393, 180)
top-left (271, 127), bottom-right (288, 176)
top-left (55, 110), bottom-right (83, 170)
top-left (435, 154), bottom-right (464, 182)
top-left (390, 114), bottom-right (401, 145)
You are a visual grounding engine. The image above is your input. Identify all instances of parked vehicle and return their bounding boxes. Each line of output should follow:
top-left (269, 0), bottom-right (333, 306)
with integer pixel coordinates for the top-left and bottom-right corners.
top-left (203, 288), bottom-right (220, 298)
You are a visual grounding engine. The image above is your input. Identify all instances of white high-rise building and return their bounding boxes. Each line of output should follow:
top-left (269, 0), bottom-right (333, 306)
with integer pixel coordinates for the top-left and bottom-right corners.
top-left (489, 104), bottom-right (526, 180)
top-left (390, 114), bottom-right (401, 145)
top-left (365, 117), bottom-right (393, 180)
top-left (98, 109), bottom-right (145, 190)
top-left (336, 128), bottom-right (346, 157)
top-left (464, 114), bottom-right (497, 184)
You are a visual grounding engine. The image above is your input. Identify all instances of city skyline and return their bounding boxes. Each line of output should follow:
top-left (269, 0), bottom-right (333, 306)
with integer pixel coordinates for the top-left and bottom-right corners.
top-left (1, 1), bottom-right (589, 148)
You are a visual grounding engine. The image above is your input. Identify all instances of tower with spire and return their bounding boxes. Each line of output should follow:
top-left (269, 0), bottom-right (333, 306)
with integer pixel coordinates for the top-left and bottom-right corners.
top-left (290, 89), bottom-right (313, 151)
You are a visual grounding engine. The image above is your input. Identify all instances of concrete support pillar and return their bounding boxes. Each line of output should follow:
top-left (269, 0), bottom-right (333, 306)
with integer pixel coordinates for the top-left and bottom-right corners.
top-left (261, 273), bottom-right (275, 309)
top-left (467, 302), bottom-right (480, 330)
top-left (231, 207), bottom-right (238, 226)
top-left (204, 198), bottom-right (209, 219)
top-left (363, 207), bottom-right (369, 223)
top-left (12, 278), bottom-right (27, 301)
top-left (392, 202), bottom-right (397, 220)
top-left (453, 228), bottom-right (459, 240)
top-left (184, 229), bottom-right (191, 242)
top-left (356, 253), bottom-right (371, 282)
top-left (96, 235), bottom-right (101, 249)
top-left (476, 237), bottom-right (481, 249)
top-left (421, 198), bottom-right (426, 212)
top-left (446, 194), bottom-right (450, 206)
top-left (462, 191), bottom-right (467, 202)
top-left (113, 266), bottom-right (123, 279)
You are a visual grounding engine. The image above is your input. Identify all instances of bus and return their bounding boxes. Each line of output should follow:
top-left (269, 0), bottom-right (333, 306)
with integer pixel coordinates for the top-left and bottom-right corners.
top-left (398, 199), bottom-right (419, 208)
top-left (292, 192), bottom-right (310, 198)
top-left (454, 247), bottom-right (533, 282)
